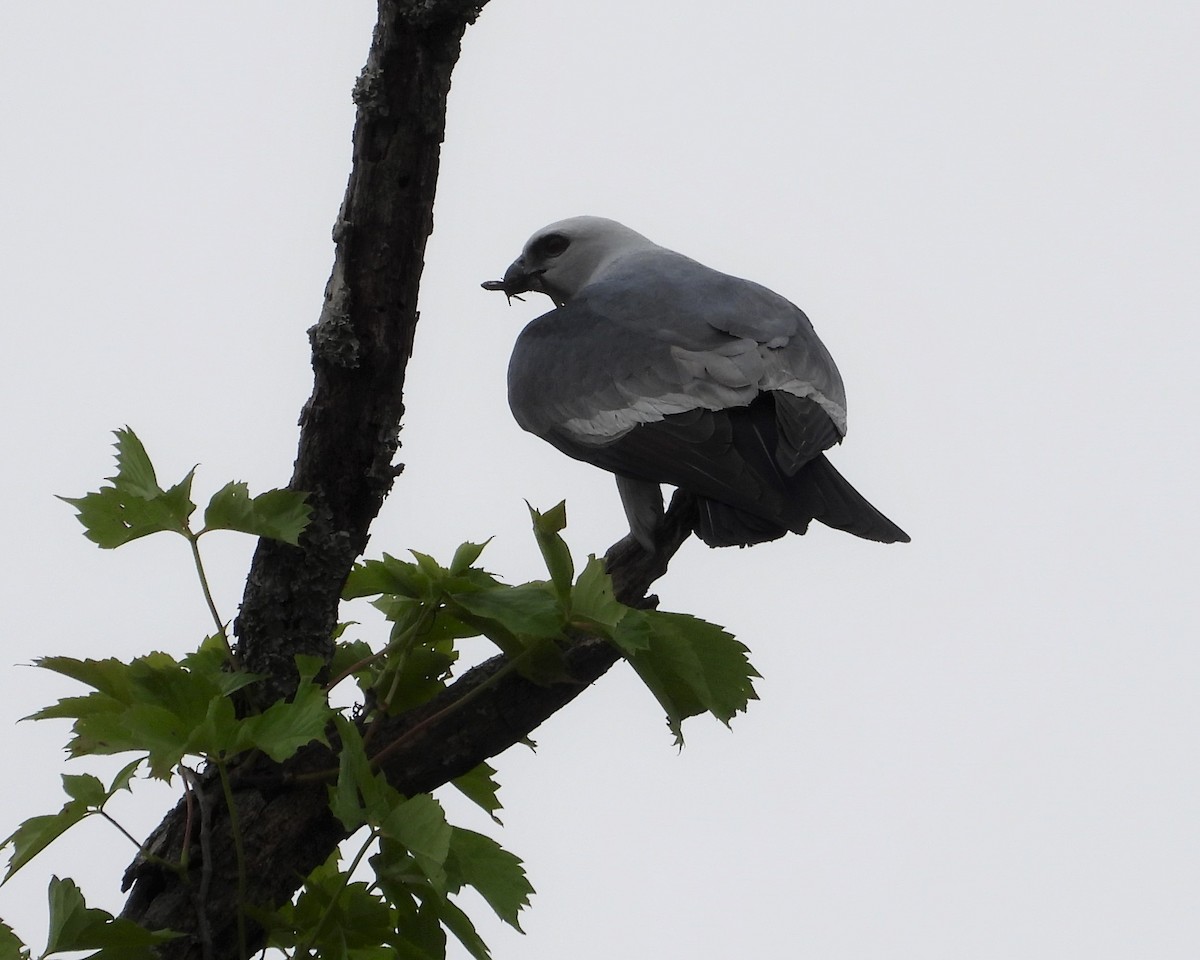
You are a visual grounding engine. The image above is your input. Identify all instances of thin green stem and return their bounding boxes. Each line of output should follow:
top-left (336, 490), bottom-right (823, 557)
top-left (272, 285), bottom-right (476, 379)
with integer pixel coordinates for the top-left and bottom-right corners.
top-left (97, 809), bottom-right (151, 852)
top-left (294, 828), bottom-right (380, 959)
top-left (360, 606), bottom-right (437, 750)
top-left (95, 810), bottom-right (187, 876)
top-left (215, 759), bottom-right (249, 960)
top-left (365, 654), bottom-right (523, 771)
top-left (186, 531), bottom-right (239, 667)
top-left (288, 654), bottom-right (526, 786)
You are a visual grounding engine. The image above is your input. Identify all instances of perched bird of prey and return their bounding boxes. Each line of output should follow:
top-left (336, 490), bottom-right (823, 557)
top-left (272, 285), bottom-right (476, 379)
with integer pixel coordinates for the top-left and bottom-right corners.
top-left (483, 216), bottom-right (909, 551)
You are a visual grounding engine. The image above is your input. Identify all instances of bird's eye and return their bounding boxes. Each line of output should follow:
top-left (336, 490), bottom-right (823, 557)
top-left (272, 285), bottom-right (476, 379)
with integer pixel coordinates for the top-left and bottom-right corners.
top-left (533, 233), bottom-right (570, 259)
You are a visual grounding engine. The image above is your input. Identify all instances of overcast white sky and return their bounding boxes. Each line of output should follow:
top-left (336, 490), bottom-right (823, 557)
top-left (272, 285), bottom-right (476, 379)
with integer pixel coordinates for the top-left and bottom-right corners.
top-left (2, 1), bottom-right (1198, 957)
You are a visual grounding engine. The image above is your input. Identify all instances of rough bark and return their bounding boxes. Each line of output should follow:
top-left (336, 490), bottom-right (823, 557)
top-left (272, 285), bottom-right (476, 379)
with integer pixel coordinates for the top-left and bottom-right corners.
top-left (234, 0), bottom-right (490, 705)
top-left (117, 2), bottom-right (697, 957)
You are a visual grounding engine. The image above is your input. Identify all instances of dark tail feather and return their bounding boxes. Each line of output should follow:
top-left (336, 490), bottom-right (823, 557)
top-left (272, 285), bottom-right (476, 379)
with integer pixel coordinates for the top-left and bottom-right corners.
top-left (792, 455), bottom-right (911, 543)
top-left (695, 497), bottom-right (789, 547)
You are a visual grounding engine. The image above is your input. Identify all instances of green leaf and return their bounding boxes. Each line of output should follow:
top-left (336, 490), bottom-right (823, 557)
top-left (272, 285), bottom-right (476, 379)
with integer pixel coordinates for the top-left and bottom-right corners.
top-left (272, 856), bottom-right (395, 958)
top-left (380, 640), bottom-right (458, 714)
top-left (612, 611), bottom-right (654, 653)
top-left (0, 752), bottom-right (138, 883)
top-left (625, 611), bottom-right (759, 744)
top-left (330, 717), bottom-right (375, 831)
top-left (449, 540), bottom-right (491, 576)
top-left (450, 762), bottom-right (503, 825)
top-left (238, 688), bottom-right (331, 761)
top-left (60, 773), bottom-right (106, 808)
top-left (512, 636), bottom-right (568, 686)
top-left (1, 804), bottom-right (87, 884)
top-left (329, 637), bottom-right (373, 679)
top-left (109, 428), bottom-right (162, 498)
top-left (30, 652), bottom-right (275, 777)
top-left (59, 428), bottom-right (196, 547)
top-left (388, 895), bottom-right (447, 960)
top-left (344, 555), bottom-right (434, 601)
top-left (419, 890), bottom-right (492, 960)
top-left (445, 828), bottom-right (533, 930)
top-left (107, 757), bottom-right (144, 796)
top-left (44, 876), bottom-right (177, 957)
top-left (330, 716), bottom-right (403, 832)
top-left (527, 501), bottom-right (573, 604)
top-left (202, 481), bottom-right (311, 545)
top-left (569, 556), bottom-right (623, 633)
top-left (379, 795), bottom-right (452, 892)
top-left (451, 583), bottom-right (565, 641)
top-left (0, 919), bottom-right (28, 960)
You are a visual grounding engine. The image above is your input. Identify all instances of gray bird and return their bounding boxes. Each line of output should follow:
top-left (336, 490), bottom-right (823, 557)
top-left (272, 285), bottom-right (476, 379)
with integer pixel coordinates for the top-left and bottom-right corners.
top-left (484, 216), bottom-right (909, 551)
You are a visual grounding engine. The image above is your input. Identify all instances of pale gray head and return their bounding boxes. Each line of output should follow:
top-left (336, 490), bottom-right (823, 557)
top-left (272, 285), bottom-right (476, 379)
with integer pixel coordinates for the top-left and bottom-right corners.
top-left (482, 216), bottom-right (660, 307)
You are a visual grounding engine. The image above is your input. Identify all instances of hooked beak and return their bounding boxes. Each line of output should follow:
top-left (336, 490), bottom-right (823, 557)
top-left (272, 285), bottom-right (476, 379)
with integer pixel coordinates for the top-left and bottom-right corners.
top-left (480, 256), bottom-right (543, 302)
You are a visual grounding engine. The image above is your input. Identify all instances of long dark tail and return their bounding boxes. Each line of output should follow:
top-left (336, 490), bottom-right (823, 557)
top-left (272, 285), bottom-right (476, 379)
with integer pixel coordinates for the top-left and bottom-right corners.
top-left (792, 454), bottom-right (910, 543)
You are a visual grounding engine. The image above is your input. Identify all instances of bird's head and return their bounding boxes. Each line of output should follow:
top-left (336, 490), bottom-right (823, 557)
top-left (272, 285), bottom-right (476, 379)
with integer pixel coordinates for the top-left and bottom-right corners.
top-left (482, 216), bottom-right (659, 307)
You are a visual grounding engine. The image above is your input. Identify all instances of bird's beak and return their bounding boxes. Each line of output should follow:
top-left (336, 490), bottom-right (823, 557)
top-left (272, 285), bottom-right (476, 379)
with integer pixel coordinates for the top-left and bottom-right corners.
top-left (481, 256), bottom-right (543, 301)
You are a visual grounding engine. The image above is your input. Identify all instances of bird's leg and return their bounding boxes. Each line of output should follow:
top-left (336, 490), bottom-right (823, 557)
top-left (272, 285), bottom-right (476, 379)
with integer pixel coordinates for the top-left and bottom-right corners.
top-left (604, 490), bottom-right (699, 606)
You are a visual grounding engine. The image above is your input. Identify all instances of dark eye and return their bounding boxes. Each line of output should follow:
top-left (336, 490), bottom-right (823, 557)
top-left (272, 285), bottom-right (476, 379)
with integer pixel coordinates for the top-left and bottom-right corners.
top-left (533, 233), bottom-right (570, 259)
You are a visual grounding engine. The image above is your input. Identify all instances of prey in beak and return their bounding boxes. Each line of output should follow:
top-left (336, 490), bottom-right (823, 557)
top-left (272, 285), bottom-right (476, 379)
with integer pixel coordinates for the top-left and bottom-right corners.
top-left (481, 256), bottom-right (546, 304)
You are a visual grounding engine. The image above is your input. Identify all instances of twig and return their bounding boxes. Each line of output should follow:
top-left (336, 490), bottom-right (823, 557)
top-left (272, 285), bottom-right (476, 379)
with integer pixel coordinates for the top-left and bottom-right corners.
top-left (179, 767), bottom-right (214, 960)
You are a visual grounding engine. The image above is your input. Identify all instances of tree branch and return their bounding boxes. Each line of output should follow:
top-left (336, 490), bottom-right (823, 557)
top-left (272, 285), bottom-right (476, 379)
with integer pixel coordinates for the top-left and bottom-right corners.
top-left (116, 0), bottom-right (701, 956)
top-left (233, 0), bottom-right (489, 704)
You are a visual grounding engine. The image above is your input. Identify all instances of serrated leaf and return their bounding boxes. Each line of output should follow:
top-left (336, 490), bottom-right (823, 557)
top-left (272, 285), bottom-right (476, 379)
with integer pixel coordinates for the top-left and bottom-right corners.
top-left (419, 890), bottom-right (491, 960)
top-left (59, 429), bottom-right (196, 547)
top-left (612, 610), bottom-right (654, 652)
top-left (512, 636), bottom-right (567, 686)
top-left (236, 674), bottom-right (332, 761)
top-left (388, 895), bottom-right (447, 960)
top-left (1, 803), bottom-right (87, 884)
top-left (58, 479), bottom-right (194, 548)
top-left (330, 717), bottom-right (374, 831)
top-left (380, 795), bottom-right (451, 892)
top-left (60, 773), bottom-right (106, 807)
top-left (626, 611), bottom-right (759, 744)
top-left (382, 642), bottom-right (458, 714)
top-left (44, 876), bottom-right (177, 957)
top-left (345, 555), bottom-right (433, 601)
top-left (409, 551), bottom-right (447, 588)
top-left (203, 482), bottom-right (311, 545)
top-left (450, 763), bottom-right (503, 825)
top-left (330, 716), bottom-right (403, 831)
top-left (445, 828), bottom-right (533, 930)
top-left (3, 764), bottom-right (148, 885)
top-left (30, 652), bottom-right (270, 777)
top-left (110, 428), bottom-right (162, 498)
top-left (528, 502), bottom-right (573, 604)
top-left (107, 757), bottom-right (145, 796)
top-left (569, 555), bottom-right (624, 632)
top-left (451, 583), bottom-right (565, 641)
top-left (449, 540), bottom-right (491, 576)
top-left (0, 919), bottom-right (28, 960)
top-left (330, 637), bottom-right (374, 679)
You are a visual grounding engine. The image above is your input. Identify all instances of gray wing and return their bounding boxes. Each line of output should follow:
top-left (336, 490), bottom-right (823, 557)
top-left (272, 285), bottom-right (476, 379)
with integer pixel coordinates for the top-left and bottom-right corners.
top-left (507, 249), bottom-right (848, 465)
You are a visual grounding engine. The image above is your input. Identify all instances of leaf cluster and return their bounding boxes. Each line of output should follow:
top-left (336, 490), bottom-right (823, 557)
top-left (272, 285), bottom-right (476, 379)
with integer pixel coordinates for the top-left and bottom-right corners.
top-left (0, 430), bottom-right (759, 959)
top-left (263, 720), bottom-right (531, 959)
top-left (59, 427), bottom-right (310, 549)
top-left (345, 502), bottom-right (759, 742)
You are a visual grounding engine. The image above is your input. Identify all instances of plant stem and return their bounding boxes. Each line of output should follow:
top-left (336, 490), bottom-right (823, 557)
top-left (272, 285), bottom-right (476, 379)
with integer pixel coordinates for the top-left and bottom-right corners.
top-left (187, 531), bottom-right (239, 667)
top-left (366, 654), bottom-right (523, 771)
top-left (215, 759), bottom-right (248, 960)
top-left (295, 828), bottom-right (379, 958)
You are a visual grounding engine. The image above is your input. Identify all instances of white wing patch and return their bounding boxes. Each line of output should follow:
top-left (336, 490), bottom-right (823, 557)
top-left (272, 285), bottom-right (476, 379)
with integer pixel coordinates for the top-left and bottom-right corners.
top-left (559, 335), bottom-right (847, 444)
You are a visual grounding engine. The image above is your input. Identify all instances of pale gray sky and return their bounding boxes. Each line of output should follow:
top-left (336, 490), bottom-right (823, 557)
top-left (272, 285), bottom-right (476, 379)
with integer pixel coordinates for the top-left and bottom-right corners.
top-left (2, 1), bottom-right (1197, 957)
